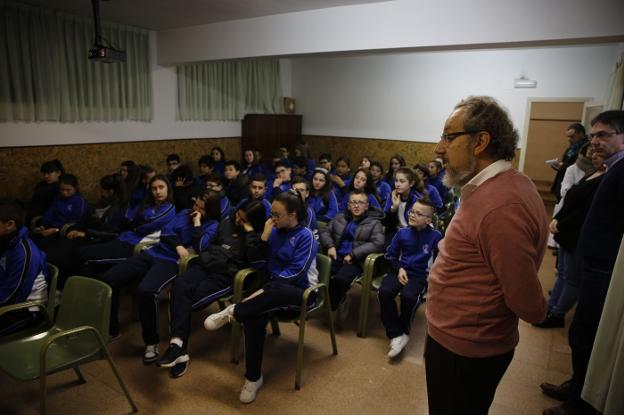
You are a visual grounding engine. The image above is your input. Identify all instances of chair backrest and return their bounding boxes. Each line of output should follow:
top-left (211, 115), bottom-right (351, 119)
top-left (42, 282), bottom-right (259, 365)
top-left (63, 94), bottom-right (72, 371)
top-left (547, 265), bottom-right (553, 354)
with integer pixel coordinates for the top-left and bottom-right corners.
top-left (314, 254), bottom-right (331, 310)
top-left (45, 263), bottom-right (59, 310)
top-left (55, 276), bottom-right (112, 340)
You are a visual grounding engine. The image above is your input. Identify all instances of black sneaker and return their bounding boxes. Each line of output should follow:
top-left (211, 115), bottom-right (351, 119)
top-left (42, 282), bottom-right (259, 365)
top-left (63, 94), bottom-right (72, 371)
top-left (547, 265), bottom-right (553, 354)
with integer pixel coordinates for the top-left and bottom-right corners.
top-left (169, 361), bottom-right (189, 378)
top-left (157, 343), bottom-right (189, 368)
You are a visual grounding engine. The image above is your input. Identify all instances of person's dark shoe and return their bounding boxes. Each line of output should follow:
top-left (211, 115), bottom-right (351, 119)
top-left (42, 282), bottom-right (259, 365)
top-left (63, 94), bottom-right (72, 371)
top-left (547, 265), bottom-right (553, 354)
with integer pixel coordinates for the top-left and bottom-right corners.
top-left (542, 401), bottom-right (586, 415)
top-left (169, 361), bottom-right (189, 378)
top-left (540, 379), bottom-right (572, 401)
top-left (157, 343), bottom-right (189, 368)
top-left (533, 314), bottom-right (565, 328)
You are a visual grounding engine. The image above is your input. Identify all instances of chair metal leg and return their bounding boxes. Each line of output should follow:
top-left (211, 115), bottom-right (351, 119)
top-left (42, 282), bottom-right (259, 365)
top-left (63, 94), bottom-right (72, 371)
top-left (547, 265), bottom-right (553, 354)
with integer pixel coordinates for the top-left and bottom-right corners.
top-left (39, 369), bottom-right (47, 415)
top-left (97, 337), bottom-right (138, 412)
top-left (357, 276), bottom-right (372, 338)
top-left (324, 286), bottom-right (338, 355)
top-left (73, 367), bottom-right (86, 384)
top-left (295, 316), bottom-right (307, 390)
top-left (230, 321), bottom-right (242, 364)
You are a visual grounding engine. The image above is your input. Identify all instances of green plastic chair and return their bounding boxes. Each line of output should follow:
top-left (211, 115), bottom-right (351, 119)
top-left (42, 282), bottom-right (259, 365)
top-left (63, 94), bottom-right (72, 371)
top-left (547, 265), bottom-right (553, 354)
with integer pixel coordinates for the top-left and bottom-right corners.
top-left (46, 263), bottom-right (59, 311)
top-left (230, 254), bottom-right (338, 389)
top-left (0, 276), bottom-right (138, 415)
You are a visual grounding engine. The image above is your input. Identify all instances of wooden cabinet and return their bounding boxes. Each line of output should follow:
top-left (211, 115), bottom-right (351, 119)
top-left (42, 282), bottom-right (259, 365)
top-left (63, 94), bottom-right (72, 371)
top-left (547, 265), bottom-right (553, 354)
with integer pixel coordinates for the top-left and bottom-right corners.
top-left (241, 114), bottom-right (302, 165)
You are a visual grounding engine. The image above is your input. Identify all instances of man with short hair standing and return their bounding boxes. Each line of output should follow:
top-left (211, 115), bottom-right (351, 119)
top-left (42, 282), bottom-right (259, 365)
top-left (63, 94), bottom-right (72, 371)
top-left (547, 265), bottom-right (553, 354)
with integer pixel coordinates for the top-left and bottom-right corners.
top-left (425, 96), bottom-right (549, 414)
top-left (541, 110), bottom-right (624, 415)
top-left (551, 123), bottom-right (589, 201)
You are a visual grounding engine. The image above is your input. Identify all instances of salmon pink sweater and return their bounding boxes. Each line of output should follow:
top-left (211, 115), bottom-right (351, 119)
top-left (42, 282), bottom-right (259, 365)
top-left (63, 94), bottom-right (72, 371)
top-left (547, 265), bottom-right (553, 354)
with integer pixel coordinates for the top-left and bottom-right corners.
top-left (426, 168), bottom-right (548, 358)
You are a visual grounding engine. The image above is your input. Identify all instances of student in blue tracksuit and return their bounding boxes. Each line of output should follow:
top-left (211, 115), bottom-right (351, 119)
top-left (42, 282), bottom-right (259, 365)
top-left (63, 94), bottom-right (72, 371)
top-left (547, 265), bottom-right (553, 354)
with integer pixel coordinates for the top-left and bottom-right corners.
top-left (308, 168), bottom-right (339, 222)
top-left (242, 149), bottom-right (264, 179)
top-left (235, 174), bottom-right (272, 219)
top-left (204, 173), bottom-right (233, 218)
top-left (428, 159), bottom-right (449, 203)
top-left (156, 199), bottom-right (267, 378)
top-left (28, 159), bottom-right (64, 221)
top-left (370, 161), bottom-right (392, 208)
top-left (76, 174), bottom-right (176, 271)
top-left (210, 146), bottom-right (226, 177)
top-left (339, 168), bottom-right (382, 212)
top-left (196, 154), bottom-right (215, 190)
top-left (379, 199), bottom-right (441, 358)
top-left (413, 163), bottom-right (444, 211)
top-left (0, 199), bottom-right (48, 336)
top-left (329, 156), bottom-right (352, 203)
top-left (383, 167), bottom-right (426, 240)
top-left (100, 190), bottom-right (221, 362)
top-left (204, 190), bottom-right (318, 404)
top-left (291, 176), bottom-right (318, 234)
top-left (270, 161), bottom-right (293, 199)
top-left (34, 173), bottom-right (88, 239)
top-left (383, 154), bottom-right (407, 190)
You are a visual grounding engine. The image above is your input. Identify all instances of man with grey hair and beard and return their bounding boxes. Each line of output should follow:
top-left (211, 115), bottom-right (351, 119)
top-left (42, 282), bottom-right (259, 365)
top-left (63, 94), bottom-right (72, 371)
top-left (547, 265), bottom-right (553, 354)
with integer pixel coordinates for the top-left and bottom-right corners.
top-left (424, 96), bottom-right (549, 414)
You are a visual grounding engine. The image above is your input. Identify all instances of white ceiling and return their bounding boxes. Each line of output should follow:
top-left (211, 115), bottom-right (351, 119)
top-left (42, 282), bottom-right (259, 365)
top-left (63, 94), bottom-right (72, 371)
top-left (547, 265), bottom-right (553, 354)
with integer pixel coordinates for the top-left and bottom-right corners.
top-left (21, 0), bottom-right (392, 30)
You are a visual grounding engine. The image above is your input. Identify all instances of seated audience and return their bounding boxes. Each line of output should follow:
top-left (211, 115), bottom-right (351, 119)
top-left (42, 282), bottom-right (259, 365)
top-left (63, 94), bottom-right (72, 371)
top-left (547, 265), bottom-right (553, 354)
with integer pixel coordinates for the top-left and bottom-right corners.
top-left (412, 163), bottom-right (443, 210)
top-left (330, 156), bottom-right (352, 202)
top-left (156, 199), bottom-right (266, 377)
top-left (271, 161), bottom-right (293, 199)
top-left (34, 173), bottom-right (88, 239)
top-left (205, 173), bottom-right (232, 218)
top-left (291, 176), bottom-right (318, 233)
top-left (210, 146), bottom-right (226, 176)
top-left (203, 190), bottom-right (318, 403)
top-left (370, 160), bottom-right (392, 208)
top-left (171, 165), bottom-right (203, 211)
top-left (196, 155), bottom-right (215, 190)
top-left (339, 167), bottom-right (382, 212)
top-left (29, 159), bottom-right (64, 220)
top-left (384, 154), bottom-right (406, 189)
top-left (100, 190), bottom-right (221, 360)
top-left (224, 160), bottom-right (250, 206)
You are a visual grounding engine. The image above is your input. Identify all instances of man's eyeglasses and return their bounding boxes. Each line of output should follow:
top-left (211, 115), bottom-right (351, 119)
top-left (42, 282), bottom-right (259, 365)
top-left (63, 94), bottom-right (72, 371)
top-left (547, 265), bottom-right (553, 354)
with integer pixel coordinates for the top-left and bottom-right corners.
top-left (590, 130), bottom-right (620, 140)
top-left (348, 200), bottom-right (368, 206)
top-left (440, 131), bottom-right (479, 143)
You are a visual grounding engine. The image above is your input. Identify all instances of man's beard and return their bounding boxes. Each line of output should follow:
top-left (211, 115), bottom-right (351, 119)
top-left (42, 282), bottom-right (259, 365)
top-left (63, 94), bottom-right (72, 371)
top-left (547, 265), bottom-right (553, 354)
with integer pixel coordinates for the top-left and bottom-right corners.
top-left (443, 156), bottom-right (478, 189)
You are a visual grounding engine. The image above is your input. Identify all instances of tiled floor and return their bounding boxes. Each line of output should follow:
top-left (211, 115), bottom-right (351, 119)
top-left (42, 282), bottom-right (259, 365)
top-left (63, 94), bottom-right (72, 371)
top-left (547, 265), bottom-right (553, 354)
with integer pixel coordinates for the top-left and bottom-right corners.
top-left (0, 248), bottom-right (570, 414)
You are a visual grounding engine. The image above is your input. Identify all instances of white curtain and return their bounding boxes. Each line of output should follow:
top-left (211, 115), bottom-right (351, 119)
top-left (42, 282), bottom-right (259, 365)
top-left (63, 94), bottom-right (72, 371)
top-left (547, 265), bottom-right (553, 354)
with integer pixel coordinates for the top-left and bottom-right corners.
top-left (582, 236), bottom-right (624, 414)
top-left (604, 52), bottom-right (624, 111)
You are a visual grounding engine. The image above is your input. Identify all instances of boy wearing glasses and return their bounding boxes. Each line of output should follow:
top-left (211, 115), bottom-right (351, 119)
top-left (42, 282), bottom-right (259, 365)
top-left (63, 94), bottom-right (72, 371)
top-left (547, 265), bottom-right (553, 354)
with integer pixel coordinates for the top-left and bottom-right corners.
top-left (319, 190), bottom-right (384, 311)
top-left (271, 161), bottom-right (293, 199)
top-left (379, 199), bottom-right (441, 358)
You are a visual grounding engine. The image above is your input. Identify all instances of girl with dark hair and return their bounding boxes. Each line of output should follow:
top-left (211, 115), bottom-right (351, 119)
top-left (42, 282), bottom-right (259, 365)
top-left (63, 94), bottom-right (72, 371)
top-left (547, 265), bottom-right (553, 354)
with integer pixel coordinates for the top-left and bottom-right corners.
top-left (156, 199), bottom-right (267, 377)
top-left (291, 176), bottom-right (318, 233)
top-left (242, 149), bottom-right (264, 178)
top-left (123, 163), bottom-right (143, 207)
top-left (35, 173), bottom-right (88, 238)
top-left (204, 189), bottom-right (318, 403)
top-left (100, 190), bottom-right (222, 360)
top-left (330, 156), bottom-right (352, 202)
top-left (359, 156), bottom-right (371, 169)
top-left (294, 143), bottom-right (316, 174)
top-left (428, 159), bottom-right (448, 202)
top-left (370, 160), bottom-right (392, 208)
top-left (413, 163), bottom-right (443, 210)
top-left (75, 174), bottom-right (176, 273)
top-left (384, 154), bottom-right (406, 189)
top-left (339, 168), bottom-right (381, 212)
top-left (384, 167), bottom-right (427, 236)
top-left (211, 146), bottom-right (226, 176)
top-left (308, 168), bottom-right (339, 221)
top-left (29, 159), bottom-right (65, 219)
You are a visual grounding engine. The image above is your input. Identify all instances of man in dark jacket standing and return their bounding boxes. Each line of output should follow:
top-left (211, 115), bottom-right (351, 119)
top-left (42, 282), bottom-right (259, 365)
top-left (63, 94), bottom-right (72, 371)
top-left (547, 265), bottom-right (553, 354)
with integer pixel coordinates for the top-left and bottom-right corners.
top-left (550, 123), bottom-right (589, 201)
top-left (319, 190), bottom-right (385, 310)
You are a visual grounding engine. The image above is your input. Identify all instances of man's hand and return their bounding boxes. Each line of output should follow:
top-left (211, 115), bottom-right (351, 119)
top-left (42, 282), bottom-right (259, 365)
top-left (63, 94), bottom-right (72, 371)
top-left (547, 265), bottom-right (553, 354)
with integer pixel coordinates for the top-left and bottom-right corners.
top-left (343, 254), bottom-right (353, 264)
top-left (40, 228), bottom-right (59, 237)
top-left (549, 219), bottom-right (559, 234)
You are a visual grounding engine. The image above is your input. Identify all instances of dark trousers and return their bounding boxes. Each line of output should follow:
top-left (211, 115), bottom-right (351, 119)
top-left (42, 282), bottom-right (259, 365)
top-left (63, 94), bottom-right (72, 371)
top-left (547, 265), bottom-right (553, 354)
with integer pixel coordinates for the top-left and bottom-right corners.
top-left (378, 273), bottom-right (427, 339)
top-left (76, 239), bottom-right (134, 269)
top-left (328, 260), bottom-right (363, 310)
top-left (100, 251), bottom-right (178, 343)
top-left (41, 236), bottom-right (88, 290)
top-left (568, 259), bottom-right (613, 407)
top-left (0, 310), bottom-right (42, 337)
top-left (424, 335), bottom-right (513, 415)
top-left (169, 263), bottom-right (233, 344)
top-left (233, 279), bottom-right (310, 382)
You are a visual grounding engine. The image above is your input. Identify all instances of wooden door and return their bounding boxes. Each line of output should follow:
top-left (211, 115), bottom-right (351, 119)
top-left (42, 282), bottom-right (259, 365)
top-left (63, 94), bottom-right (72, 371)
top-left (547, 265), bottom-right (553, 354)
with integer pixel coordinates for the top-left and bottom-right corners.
top-left (523, 101), bottom-right (585, 204)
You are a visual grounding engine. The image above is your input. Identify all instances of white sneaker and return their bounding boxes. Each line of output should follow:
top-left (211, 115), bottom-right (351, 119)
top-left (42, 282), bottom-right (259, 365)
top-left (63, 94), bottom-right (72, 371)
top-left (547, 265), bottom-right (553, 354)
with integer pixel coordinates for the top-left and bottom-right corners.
top-left (143, 344), bottom-right (160, 364)
top-left (239, 376), bottom-right (263, 403)
top-left (203, 304), bottom-right (235, 331)
top-left (387, 334), bottom-right (409, 358)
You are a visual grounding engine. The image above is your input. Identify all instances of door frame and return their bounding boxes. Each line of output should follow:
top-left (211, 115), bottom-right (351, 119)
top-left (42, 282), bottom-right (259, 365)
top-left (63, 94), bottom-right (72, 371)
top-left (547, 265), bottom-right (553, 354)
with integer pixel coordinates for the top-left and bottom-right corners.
top-left (518, 97), bottom-right (593, 173)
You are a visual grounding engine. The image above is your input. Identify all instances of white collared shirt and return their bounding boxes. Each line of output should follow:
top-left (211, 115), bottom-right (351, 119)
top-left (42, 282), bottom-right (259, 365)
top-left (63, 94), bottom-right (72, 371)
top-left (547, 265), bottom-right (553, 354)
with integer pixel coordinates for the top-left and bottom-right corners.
top-left (461, 160), bottom-right (512, 198)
